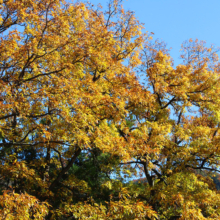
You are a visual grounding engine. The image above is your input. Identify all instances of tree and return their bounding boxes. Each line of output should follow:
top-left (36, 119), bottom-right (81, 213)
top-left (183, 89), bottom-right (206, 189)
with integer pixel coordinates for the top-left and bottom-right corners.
top-left (1, 0), bottom-right (220, 219)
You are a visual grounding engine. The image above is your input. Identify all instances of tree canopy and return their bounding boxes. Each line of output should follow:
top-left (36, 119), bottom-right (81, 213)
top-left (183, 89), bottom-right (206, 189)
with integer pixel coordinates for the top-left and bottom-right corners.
top-left (1, 0), bottom-right (220, 219)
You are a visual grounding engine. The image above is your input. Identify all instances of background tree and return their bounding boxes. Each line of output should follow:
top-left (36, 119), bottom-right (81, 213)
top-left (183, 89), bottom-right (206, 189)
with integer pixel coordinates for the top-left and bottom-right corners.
top-left (1, 0), bottom-right (220, 219)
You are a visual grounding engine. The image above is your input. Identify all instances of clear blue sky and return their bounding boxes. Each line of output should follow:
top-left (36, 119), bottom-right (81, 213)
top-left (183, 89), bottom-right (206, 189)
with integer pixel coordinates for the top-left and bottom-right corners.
top-left (88, 0), bottom-right (220, 66)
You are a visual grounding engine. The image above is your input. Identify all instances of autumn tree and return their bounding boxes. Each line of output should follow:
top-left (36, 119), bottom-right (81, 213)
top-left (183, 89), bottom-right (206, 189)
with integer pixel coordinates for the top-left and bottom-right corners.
top-left (1, 0), bottom-right (220, 219)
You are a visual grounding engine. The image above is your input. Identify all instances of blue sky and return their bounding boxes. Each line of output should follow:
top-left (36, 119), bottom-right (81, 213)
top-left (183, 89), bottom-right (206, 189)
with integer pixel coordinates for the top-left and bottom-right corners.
top-left (89, 0), bottom-right (220, 66)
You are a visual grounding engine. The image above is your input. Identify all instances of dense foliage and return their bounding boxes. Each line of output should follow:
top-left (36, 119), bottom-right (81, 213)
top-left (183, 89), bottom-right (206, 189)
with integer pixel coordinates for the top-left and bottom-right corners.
top-left (1, 0), bottom-right (220, 219)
